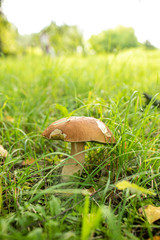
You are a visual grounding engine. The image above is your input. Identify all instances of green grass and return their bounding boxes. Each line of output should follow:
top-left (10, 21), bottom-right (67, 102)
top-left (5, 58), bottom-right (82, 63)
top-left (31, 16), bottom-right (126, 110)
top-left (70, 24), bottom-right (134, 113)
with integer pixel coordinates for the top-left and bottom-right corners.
top-left (0, 48), bottom-right (160, 239)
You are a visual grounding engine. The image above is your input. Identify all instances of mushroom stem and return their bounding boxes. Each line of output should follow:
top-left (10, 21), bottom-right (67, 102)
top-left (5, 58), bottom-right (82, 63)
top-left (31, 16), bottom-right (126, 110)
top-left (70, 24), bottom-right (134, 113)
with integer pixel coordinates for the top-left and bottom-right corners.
top-left (62, 142), bottom-right (85, 177)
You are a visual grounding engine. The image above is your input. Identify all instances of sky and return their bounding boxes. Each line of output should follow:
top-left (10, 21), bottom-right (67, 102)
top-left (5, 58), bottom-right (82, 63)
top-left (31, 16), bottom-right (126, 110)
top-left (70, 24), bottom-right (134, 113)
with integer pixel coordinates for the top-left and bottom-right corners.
top-left (2, 0), bottom-right (160, 47)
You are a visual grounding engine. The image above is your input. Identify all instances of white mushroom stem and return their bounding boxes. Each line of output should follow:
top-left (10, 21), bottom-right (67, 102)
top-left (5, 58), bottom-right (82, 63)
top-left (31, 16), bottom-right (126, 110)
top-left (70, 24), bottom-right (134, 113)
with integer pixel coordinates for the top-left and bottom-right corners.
top-left (62, 142), bottom-right (85, 177)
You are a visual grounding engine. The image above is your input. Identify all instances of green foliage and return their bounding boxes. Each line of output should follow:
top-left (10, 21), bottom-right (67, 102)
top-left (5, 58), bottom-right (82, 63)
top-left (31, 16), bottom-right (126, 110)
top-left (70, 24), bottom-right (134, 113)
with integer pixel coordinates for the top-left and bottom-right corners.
top-left (42, 22), bottom-right (84, 55)
top-left (89, 25), bottom-right (139, 53)
top-left (143, 40), bottom-right (156, 50)
top-left (49, 196), bottom-right (61, 216)
top-left (19, 22), bottom-right (85, 56)
top-left (81, 196), bottom-right (102, 240)
top-left (0, 11), bottom-right (84, 56)
top-left (0, 13), bottom-right (19, 55)
top-left (102, 206), bottom-right (124, 240)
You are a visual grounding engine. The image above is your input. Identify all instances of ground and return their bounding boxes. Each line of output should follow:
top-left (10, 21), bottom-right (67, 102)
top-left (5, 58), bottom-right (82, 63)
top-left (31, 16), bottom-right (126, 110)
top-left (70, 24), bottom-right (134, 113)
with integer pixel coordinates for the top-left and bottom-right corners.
top-left (0, 48), bottom-right (159, 239)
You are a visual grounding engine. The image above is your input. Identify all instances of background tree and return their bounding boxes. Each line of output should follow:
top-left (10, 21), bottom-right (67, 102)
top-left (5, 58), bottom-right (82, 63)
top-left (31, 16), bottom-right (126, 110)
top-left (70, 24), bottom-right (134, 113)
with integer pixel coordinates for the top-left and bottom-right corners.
top-left (18, 22), bottom-right (85, 56)
top-left (41, 22), bottom-right (85, 55)
top-left (143, 40), bottom-right (156, 50)
top-left (89, 25), bottom-right (139, 53)
top-left (0, 0), bottom-right (4, 53)
top-left (0, 0), bottom-right (19, 55)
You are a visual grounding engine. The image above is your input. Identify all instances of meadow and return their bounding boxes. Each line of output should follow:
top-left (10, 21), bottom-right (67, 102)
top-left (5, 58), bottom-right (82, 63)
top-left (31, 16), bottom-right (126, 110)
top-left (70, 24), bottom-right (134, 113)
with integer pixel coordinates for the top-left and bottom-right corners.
top-left (0, 48), bottom-right (160, 239)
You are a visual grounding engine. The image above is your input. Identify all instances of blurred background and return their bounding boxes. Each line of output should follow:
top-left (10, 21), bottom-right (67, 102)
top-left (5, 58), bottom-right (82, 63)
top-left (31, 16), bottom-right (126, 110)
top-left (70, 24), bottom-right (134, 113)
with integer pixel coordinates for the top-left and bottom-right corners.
top-left (0, 0), bottom-right (160, 57)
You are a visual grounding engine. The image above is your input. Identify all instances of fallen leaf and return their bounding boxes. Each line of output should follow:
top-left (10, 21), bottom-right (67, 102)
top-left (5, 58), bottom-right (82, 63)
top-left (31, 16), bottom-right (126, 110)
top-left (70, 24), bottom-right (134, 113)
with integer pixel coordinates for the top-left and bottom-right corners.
top-left (0, 145), bottom-right (8, 158)
top-left (82, 187), bottom-right (96, 196)
top-left (116, 180), bottom-right (156, 196)
top-left (22, 158), bottom-right (36, 166)
top-left (139, 205), bottom-right (160, 224)
top-left (5, 116), bottom-right (14, 122)
top-left (148, 237), bottom-right (160, 240)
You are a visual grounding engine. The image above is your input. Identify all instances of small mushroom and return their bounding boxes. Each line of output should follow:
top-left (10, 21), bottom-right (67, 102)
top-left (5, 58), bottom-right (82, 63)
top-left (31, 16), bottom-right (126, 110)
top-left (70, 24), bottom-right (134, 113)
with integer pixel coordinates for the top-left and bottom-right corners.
top-left (42, 116), bottom-right (116, 179)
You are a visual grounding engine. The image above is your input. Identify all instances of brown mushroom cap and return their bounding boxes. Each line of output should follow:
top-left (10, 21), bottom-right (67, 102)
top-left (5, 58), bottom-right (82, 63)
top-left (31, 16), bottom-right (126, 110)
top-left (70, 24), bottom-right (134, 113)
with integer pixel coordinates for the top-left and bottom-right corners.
top-left (42, 116), bottom-right (116, 144)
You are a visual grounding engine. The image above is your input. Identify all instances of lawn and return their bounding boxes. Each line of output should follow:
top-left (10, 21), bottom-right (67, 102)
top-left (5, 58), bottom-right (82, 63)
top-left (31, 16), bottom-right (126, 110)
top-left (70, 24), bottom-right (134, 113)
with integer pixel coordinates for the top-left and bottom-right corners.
top-left (0, 48), bottom-right (160, 239)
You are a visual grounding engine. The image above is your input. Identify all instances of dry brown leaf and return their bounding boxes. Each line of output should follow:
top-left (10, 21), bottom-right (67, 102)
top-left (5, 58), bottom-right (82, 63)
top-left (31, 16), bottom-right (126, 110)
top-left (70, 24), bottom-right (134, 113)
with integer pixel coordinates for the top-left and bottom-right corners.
top-left (22, 158), bottom-right (36, 166)
top-left (148, 236), bottom-right (160, 240)
top-left (5, 116), bottom-right (14, 123)
top-left (0, 145), bottom-right (8, 158)
top-left (82, 187), bottom-right (96, 196)
top-left (139, 205), bottom-right (160, 224)
top-left (86, 187), bottom-right (96, 195)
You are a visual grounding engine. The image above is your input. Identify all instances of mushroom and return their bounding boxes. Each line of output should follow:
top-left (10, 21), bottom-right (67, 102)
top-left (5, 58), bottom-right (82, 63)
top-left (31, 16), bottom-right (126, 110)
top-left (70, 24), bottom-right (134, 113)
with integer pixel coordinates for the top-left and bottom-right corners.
top-left (42, 116), bottom-right (116, 179)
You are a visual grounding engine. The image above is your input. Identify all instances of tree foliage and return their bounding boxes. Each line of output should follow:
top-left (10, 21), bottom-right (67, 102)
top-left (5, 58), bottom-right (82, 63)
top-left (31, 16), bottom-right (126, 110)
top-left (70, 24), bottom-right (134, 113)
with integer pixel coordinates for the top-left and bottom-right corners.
top-left (19, 22), bottom-right (85, 56)
top-left (0, 7), bottom-right (18, 55)
top-left (89, 26), bottom-right (139, 53)
top-left (41, 22), bottom-right (84, 55)
top-left (143, 40), bottom-right (156, 50)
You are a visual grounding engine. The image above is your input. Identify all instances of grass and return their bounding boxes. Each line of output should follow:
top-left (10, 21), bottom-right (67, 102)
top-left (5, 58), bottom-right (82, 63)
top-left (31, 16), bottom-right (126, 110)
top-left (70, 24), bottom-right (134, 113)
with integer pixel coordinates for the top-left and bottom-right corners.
top-left (0, 48), bottom-right (160, 239)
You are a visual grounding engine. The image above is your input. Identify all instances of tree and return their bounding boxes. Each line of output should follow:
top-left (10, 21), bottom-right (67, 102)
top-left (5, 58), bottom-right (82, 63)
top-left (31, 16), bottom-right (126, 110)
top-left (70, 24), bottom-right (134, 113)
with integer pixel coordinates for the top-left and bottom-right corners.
top-left (143, 40), bottom-right (156, 50)
top-left (0, 1), bottom-right (19, 55)
top-left (41, 22), bottom-right (85, 55)
top-left (89, 26), bottom-right (139, 53)
top-left (0, 0), bottom-right (4, 53)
